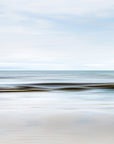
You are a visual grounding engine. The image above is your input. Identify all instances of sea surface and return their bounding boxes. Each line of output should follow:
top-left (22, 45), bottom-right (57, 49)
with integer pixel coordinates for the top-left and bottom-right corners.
top-left (0, 70), bottom-right (114, 144)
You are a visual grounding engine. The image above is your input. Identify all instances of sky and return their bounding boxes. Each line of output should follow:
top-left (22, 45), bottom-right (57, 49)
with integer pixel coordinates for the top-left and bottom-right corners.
top-left (0, 0), bottom-right (114, 70)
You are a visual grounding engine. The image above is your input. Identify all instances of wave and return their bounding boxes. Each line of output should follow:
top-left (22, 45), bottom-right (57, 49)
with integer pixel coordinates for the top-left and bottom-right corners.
top-left (0, 82), bottom-right (114, 92)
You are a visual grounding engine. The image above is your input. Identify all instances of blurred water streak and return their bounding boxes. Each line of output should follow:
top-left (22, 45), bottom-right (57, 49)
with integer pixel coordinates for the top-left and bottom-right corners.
top-left (0, 71), bottom-right (114, 144)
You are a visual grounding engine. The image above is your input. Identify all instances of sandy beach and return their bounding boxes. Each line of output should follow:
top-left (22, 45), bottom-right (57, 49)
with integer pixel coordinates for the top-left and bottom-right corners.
top-left (0, 91), bottom-right (114, 144)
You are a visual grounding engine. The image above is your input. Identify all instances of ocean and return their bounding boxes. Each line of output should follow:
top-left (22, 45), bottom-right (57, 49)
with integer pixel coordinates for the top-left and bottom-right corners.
top-left (0, 70), bottom-right (114, 144)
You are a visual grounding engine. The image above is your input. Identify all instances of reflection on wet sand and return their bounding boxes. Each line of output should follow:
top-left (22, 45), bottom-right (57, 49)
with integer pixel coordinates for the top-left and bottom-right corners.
top-left (0, 92), bottom-right (114, 144)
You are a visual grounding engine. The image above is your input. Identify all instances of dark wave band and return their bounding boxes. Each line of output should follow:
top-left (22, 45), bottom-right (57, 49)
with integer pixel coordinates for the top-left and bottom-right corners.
top-left (0, 82), bottom-right (114, 92)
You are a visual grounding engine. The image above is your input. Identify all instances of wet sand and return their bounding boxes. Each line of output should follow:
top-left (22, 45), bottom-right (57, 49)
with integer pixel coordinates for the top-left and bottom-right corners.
top-left (0, 92), bottom-right (114, 144)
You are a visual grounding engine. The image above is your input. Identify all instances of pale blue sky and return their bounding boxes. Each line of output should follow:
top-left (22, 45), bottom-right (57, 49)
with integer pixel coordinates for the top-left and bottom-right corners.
top-left (0, 0), bottom-right (114, 70)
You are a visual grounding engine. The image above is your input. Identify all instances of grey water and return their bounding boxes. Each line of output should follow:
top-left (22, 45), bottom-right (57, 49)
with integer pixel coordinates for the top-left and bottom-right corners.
top-left (0, 71), bottom-right (114, 144)
top-left (1, 70), bottom-right (114, 84)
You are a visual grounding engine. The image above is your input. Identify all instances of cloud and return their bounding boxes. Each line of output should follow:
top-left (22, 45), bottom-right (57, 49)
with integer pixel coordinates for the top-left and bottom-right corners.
top-left (0, 0), bottom-right (114, 70)
top-left (1, 0), bottom-right (114, 17)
